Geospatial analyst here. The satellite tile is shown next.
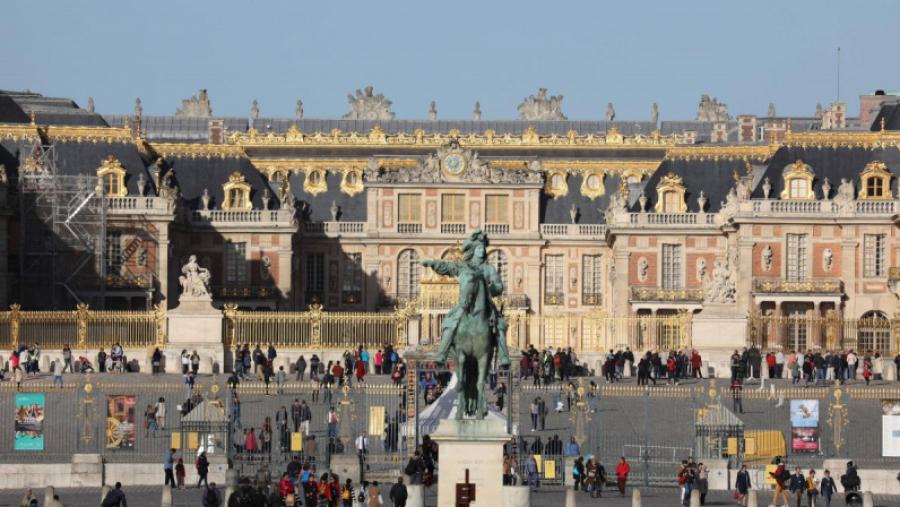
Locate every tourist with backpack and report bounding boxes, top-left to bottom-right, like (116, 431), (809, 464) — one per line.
(769, 457), (791, 507)
(101, 482), (127, 507)
(228, 477), (265, 507)
(202, 483), (222, 507)
(196, 452), (210, 488)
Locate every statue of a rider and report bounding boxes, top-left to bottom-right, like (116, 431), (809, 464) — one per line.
(422, 229), (512, 368)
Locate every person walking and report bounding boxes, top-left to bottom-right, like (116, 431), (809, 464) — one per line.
(151, 347), (162, 375)
(806, 469), (819, 507)
(163, 448), (176, 487)
(820, 470), (837, 507)
(62, 344), (73, 373)
(788, 467), (806, 507)
(175, 458), (186, 489)
(181, 349), (190, 375)
(100, 482), (127, 507)
(51, 359), (63, 388)
(196, 452), (210, 488)
(156, 397), (167, 430)
(770, 458), (791, 507)
(735, 464), (751, 506)
(202, 482), (222, 507)
(191, 350), (201, 375)
(366, 481), (381, 507)
(529, 398), (539, 431)
(326, 406), (339, 438)
(389, 477), (407, 507)
(525, 454), (539, 490)
(615, 456), (630, 496)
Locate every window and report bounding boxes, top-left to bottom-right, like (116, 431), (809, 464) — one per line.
(96, 155), (127, 197)
(398, 194), (421, 223)
(544, 254), (564, 305)
(788, 179), (809, 200)
(105, 174), (121, 196)
(582, 254), (602, 305)
(864, 234), (886, 278)
(342, 253), (363, 304)
(397, 249), (421, 300)
(487, 250), (509, 291)
(859, 161), (892, 200)
(304, 253), (325, 303)
(224, 241), (248, 285)
(866, 177), (884, 199)
(662, 192), (681, 213)
(661, 244), (682, 290)
(105, 231), (122, 274)
(223, 171), (252, 210)
(859, 311), (890, 353)
(485, 195), (508, 223)
(441, 194), (465, 223)
(228, 188), (245, 209)
(785, 234), (808, 282)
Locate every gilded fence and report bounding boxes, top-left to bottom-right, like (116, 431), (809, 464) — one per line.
(224, 303), (415, 349)
(0, 303), (164, 349)
(747, 313), (900, 353)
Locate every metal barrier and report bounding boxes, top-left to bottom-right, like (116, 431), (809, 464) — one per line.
(748, 313), (899, 353)
(0, 304), (164, 349)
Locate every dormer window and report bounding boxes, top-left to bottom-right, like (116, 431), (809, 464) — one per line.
(222, 171), (252, 210)
(304, 168), (328, 196)
(96, 155), (127, 197)
(544, 170), (568, 199)
(780, 160), (815, 200)
(858, 161), (892, 200)
(654, 172), (687, 213)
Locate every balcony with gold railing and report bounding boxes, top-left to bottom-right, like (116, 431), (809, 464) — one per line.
(752, 278), (843, 295)
(630, 287), (704, 303)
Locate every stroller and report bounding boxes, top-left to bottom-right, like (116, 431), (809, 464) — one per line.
(841, 462), (862, 506)
(77, 356), (95, 373)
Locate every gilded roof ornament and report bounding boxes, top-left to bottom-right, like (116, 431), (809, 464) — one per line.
(343, 85), (394, 121)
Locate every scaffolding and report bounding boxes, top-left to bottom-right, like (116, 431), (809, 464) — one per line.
(17, 138), (108, 310)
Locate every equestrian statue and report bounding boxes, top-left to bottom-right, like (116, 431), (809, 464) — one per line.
(422, 229), (511, 419)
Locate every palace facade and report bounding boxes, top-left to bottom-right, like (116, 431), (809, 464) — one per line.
(3, 87), (900, 364)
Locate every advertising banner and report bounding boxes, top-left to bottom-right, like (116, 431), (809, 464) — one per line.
(106, 395), (136, 449)
(882, 400), (900, 456)
(14, 393), (45, 451)
(790, 400), (819, 453)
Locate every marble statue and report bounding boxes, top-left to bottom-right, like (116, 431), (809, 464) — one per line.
(179, 255), (211, 300)
(176, 89), (212, 117)
(422, 229), (511, 419)
(136, 172), (146, 196)
(768, 103), (777, 117)
(762, 177), (772, 199)
(696, 257), (707, 282)
(262, 189), (271, 210)
(834, 178), (855, 213)
(821, 177), (832, 200)
(696, 94), (730, 122)
(86, 97), (95, 113)
(343, 85), (395, 121)
(0, 165), (7, 185)
(697, 190), (708, 212)
(428, 101), (437, 121)
(517, 88), (567, 121)
(473, 101), (482, 121)
(638, 191), (647, 212)
(296, 99), (304, 120)
(134, 98), (142, 118)
(650, 102), (659, 124)
(201, 189), (210, 210)
(704, 257), (736, 304)
(823, 248), (833, 272)
(569, 204), (578, 224)
(762, 245), (773, 272)
(330, 200), (340, 221)
(638, 258), (649, 282)
(251, 99), (259, 121)
(606, 102), (615, 122)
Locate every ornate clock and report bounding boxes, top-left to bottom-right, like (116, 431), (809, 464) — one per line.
(443, 153), (466, 176)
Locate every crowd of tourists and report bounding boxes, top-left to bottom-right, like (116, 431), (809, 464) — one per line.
(730, 347), (900, 385)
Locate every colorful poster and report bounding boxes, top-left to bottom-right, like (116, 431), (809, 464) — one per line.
(791, 427), (819, 452)
(15, 393), (45, 451)
(106, 395), (136, 449)
(790, 400), (819, 428)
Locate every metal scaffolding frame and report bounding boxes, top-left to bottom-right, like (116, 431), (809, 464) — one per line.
(17, 139), (108, 309)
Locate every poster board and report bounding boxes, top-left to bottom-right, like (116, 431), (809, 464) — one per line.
(106, 395), (136, 449)
(14, 393), (44, 451)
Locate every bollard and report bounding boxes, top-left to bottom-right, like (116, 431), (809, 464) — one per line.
(44, 485), (55, 506)
(689, 488), (700, 507)
(565, 486), (576, 507)
(161, 483), (173, 507)
(863, 491), (874, 507)
(100, 485), (110, 504)
(406, 485), (425, 507)
(746, 489), (758, 507)
(502, 485), (530, 507)
(631, 488), (642, 507)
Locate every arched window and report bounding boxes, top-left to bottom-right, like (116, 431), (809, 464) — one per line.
(397, 249), (421, 300)
(780, 160), (815, 200)
(96, 155), (127, 197)
(487, 250), (509, 291)
(222, 171), (253, 210)
(654, 173), (687, 213)
(858, 310), (890, 353)
(858, 161), (892, 200)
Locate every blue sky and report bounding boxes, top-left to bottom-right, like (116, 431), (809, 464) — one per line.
(3, 0), (898, 121)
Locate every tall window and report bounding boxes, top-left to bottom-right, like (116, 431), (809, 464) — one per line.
(304, 253), (325, 303)
(788, 179), (809, 199)
(104, 174), (122, 196)
(487, 250), (509, 291)
(397, 249), (421, 299)
(228, 188), (246, 209)
(485, 195), (509, 223)
(864, 234), (886, 278)
(224, 241), (248, 285)
(342, 253), (363, 304)
(544, 254), (564, 305)
(105, 231), (122, 274)
(582, 254), (602, 305)
(441, 194), (465, 223)
(866, 177), (885, 199)
(398, 194), (421, 223)
(661, 244), (682, 290)
(662, 192), (681, 213)
(785, 234), (808, 282)
(859, 311), (890, 352)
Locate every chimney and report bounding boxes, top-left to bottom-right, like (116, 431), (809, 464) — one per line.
(711, 122), (728, 143)
(859, 90), (887, 127)
(821, 101), (847, 129)
(682, 130), (697, 145)
(208, 119), (224, 145)
(763, 119), (787, 143)
(737, 115), (757, 143)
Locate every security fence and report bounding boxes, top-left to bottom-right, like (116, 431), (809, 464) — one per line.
(0, 304), (164, 350)
(747, 313), (900, 353)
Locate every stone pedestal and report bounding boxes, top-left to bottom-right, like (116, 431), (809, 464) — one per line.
(691, 305), (747, 376)
(167, 298), (224, 374)
(70, 453), (103, 487)
(431, 416), (508, 507)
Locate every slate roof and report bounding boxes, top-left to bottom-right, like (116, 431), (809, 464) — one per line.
(543, 172), (624, 224)
(162, 155), (274, 211)
(51, 140), (151, 195)
(253, 118), (659, 136)
(870, 102), (900, 131)
(0, 90), (108, 127)
(632, 158), (750, 213)
(103, 115), (248, 143)
(289, 172), (367, 222)
(752, 146), (900, 200)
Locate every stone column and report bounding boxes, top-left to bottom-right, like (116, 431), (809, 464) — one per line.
(276, 246), (292, 309)
(158, 224), (170, 308)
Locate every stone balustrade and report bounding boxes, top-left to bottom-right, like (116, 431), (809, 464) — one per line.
(106, 196), (174, 215)
(627, 212), (717, 226)
(302, 221), (366, 237)
(539, 223), (607, 239)
(746, 199), (899, 216)
(189, 209), (296, 227)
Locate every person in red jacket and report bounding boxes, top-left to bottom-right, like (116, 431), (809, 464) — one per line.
(279, 472), (295, 497)
(355, 359), (366, 383)
(615, 456), (630, 496)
